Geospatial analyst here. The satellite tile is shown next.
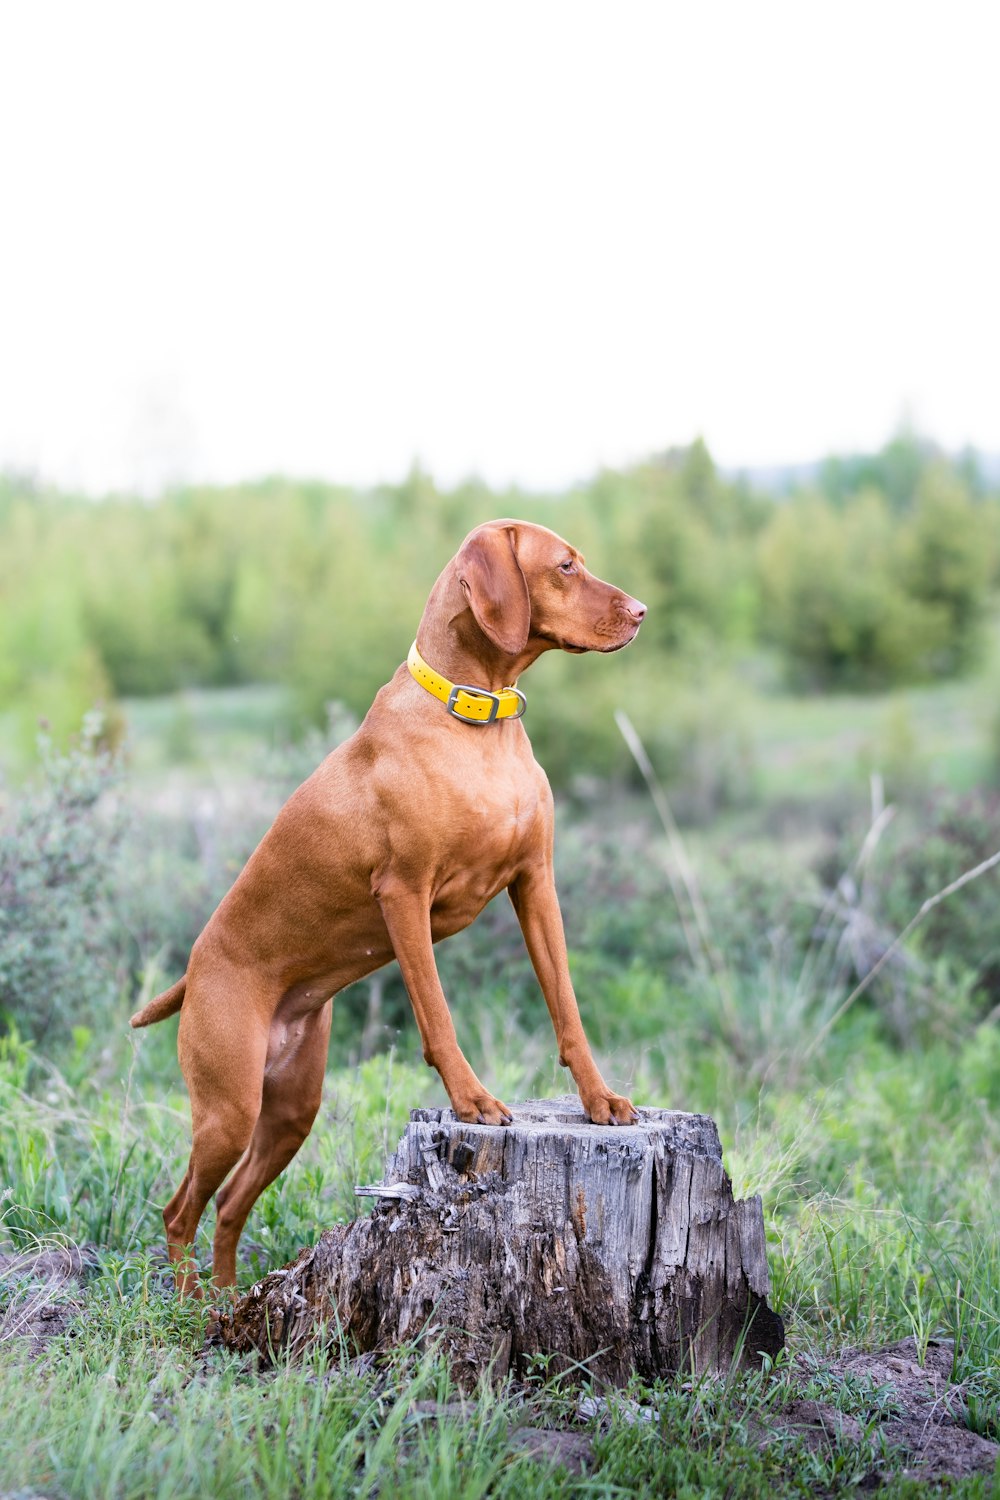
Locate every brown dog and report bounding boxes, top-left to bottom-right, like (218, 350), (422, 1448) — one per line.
(131, 519), (646, 1290)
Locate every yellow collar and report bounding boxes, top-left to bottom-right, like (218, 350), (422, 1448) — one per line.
(407, 641), (527, 725)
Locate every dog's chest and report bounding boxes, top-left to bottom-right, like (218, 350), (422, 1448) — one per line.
(425, 774), (543, 921)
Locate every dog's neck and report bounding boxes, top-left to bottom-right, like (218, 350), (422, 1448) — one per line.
(414, 576), (547, 692)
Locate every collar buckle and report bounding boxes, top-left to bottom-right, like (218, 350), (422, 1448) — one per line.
(445, 683), (527, 724)
(447, 683), (501, 725)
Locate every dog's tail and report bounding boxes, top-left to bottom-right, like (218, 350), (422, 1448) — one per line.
(130, 976), (186, 1029)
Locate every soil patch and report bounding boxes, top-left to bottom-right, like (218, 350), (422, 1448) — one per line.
(769, 1337), (998, 1483)
(0, 1243), (96, 1359)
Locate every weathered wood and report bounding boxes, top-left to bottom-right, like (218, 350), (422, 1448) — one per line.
(221, 1096), (784, 1384)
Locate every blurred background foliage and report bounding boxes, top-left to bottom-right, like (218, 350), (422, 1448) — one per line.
(2, 434), (1000, 1423)
(1, 429), (997, 780)
(1, 427), (999, 1060)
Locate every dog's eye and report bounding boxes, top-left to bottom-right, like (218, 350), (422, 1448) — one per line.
(558, 560), (577, 576)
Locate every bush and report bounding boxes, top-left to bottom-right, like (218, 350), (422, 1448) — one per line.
(0, 715), (126, 1043)
(899, 464), (994, 675)
(871, 789), (1000, 1011)
(758, 491), (944, 688)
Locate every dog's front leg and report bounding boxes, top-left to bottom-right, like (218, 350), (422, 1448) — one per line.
(376, 884), (513, 1126)
(509, 863), (638, 1126)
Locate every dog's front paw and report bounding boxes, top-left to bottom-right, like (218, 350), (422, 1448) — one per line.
(583, 1089), (639, 1127)
(457, 1093), (513, 1127)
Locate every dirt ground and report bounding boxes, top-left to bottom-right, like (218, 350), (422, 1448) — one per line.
(0, 1243), (92, 1360)
(758, 1338), (998, 1484)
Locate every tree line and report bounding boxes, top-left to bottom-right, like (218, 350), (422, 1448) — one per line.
(1, 434), (997, 777)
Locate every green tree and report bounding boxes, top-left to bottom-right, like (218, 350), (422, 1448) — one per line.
(758, 489), (947, 687)
(899, 464), (993, 674)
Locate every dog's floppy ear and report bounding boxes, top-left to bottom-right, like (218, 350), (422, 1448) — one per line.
(456, 525), (531, 655)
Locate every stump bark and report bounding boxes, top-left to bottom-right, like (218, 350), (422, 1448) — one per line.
(221, 1096), (784, 1385)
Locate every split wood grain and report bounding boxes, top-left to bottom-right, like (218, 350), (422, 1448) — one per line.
(221, 1096), (784, 1384)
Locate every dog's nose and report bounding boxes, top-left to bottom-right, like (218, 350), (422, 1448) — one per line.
(624, 597), (647, 624)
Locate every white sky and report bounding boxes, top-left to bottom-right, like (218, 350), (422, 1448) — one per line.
(1, 1), (998, 494)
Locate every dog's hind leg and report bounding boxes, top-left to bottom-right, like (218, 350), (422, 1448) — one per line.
(165, 1113), (260, 1295)
(211, 1002), (333, 1290)
(164, 995), (270, 1295)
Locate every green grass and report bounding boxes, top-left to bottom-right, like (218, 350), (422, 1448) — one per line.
(119, 684), (293, 778)
(1, 984), (998, 1496)
(748, 668), (997, 800)
(0, 685), (294, 786)
(685, 618), (997, 810)
(2, 652), (1000, 1494)
(4, 617), (995, 802)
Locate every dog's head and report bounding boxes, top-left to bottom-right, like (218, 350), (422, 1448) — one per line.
(455, 520), (646, 658)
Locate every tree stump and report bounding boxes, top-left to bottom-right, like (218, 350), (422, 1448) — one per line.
(221, 1097), (784, 1385)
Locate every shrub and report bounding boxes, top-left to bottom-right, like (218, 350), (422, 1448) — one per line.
(872, 789), (1000, 1011)
(0, 715), (126, 1044)
(899, 464), (994, 675)
(758, 491), (945, 688)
